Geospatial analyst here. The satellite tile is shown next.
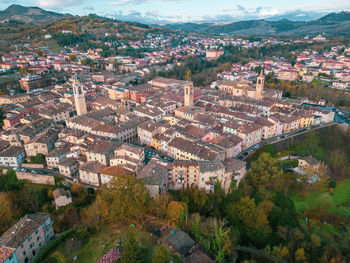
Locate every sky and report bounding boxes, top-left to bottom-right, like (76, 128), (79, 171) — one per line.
(1, 0), (350, 24)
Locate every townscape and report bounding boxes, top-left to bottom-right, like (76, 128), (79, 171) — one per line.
(0, 3), (350, 263)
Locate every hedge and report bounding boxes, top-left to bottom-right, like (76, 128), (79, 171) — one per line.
(32, 229), (76, 263)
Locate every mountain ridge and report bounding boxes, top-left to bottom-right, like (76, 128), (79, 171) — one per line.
(159, 11), (350, 36)
(0, 4), (71, 25)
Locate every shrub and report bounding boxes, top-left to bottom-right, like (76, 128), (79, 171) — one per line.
(32, 229), (76, 263)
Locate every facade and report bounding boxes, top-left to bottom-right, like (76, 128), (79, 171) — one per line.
(19, 75), (44, 91)
(206, 49), (224, 60)
(52, 188), (72, 209)
(86, 140), (116, 166)
(24, 128), (59, 157)
(277, 70), (299, 81)
(0, 146), (25, 167)
(137, 158), (169, 197)
(58, 158), (79, 179)
(0, 213), (54, 263)
(111, 143), (145, 175)
(79, 161), (106, 187)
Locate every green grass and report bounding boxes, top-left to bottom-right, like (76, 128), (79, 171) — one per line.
(25, 182), (56, 191)
(47, 40), (63, 53)
(332, 179), (350, 205)
(47, 224), (159, 263)
(291, 179), (350, 216)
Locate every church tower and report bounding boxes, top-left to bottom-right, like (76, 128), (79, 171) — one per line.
(72, 75), (87, 116)
(121, 97), (130, 111)
(184, 82), (194, 107)
(256, 70), (265, 100)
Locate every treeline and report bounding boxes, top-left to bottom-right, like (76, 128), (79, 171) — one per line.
(71, 149), (349, 262)
(0, 171), (95, 235)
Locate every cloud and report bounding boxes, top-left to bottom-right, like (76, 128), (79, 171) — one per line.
(301, 0), (350, 11)
(108, 0), (148, 5)
(36, 0), (84, 8)
(108, 0), (185, 6)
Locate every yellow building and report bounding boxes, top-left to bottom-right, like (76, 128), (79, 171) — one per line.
(174, 106), (204, 121)
(152, 134), (162, 151)
(163, 115), (178, 126)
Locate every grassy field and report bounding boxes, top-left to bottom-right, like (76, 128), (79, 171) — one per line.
(47, 224), (160, 263)
(47, 40), (64, 53)
(291, 179), (350, 216)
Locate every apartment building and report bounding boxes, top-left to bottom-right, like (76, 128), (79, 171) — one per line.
(110, 143), (145, 175)
(0, 213), (54, 263)
(0, 146), (25, 167)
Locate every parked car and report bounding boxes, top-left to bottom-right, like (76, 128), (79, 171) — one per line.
(21, 168), (28, 172)
(31, 169), (38, 174)
(37, 171), (47, 175)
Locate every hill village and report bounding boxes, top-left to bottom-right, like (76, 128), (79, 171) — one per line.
(0, 33), (349, 263)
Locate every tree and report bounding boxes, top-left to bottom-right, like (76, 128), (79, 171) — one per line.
(167, 201), (187, 225)
(30, 153), (46, 164)
(185, 70), (192, 81)
(69, 54), (77, 61)
(295, 248), (306, 263)
(0, 170), (25, 192)
(152, 245), (170, 263)
(82, 195), (108, 230)
(71, 183), (84, 195)
(100, 175), (149, 222)
(119, 233), (144, 263)
(245, 153), (289, 198)
(0, 193), (15, 233)
(227, 197), (271, 247)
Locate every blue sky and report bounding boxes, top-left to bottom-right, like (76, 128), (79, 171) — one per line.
(2, 0), (350, 23)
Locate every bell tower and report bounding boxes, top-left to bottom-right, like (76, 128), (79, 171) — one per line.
(73, 75), (87, 116)
(256, 70), (264, 100)
(184, 82), (194, 107)
(121, 97), (130, 111)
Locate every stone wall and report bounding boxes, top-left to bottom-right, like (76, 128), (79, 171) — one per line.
(16, 172), (55, 185)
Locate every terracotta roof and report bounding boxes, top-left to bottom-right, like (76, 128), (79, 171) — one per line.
(0, 213), (50, 249)
(0, 246), (15, 263)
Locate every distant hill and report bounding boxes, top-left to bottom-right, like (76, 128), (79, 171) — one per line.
(163, 11), (350, 37)
(0, 4), (70, 25)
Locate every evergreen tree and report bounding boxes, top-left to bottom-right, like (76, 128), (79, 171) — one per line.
(120, 233), (144, 263)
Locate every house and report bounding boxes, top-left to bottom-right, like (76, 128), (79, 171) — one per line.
(99, 166), (132, 185)
(111, 143), (145, 175)
(137, 121), (166, 146)
(0, 146), (25, 167)
(52, 188), (72, 209)
(0, 213), (54, 263)
(206, 49), (224, 60)
(167, 230), (196, 257)
(86, 140), (116, 166)
(137, 158), (169, 197)
(45, 147), (69, 169)
(24, 128), (59, 157)
(79, 161), (106, 187)
(223, 159), (247, 187)
(58, 158), (79, 179)
(298, 156), (320, 170)
(277, 69), (298, 81)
